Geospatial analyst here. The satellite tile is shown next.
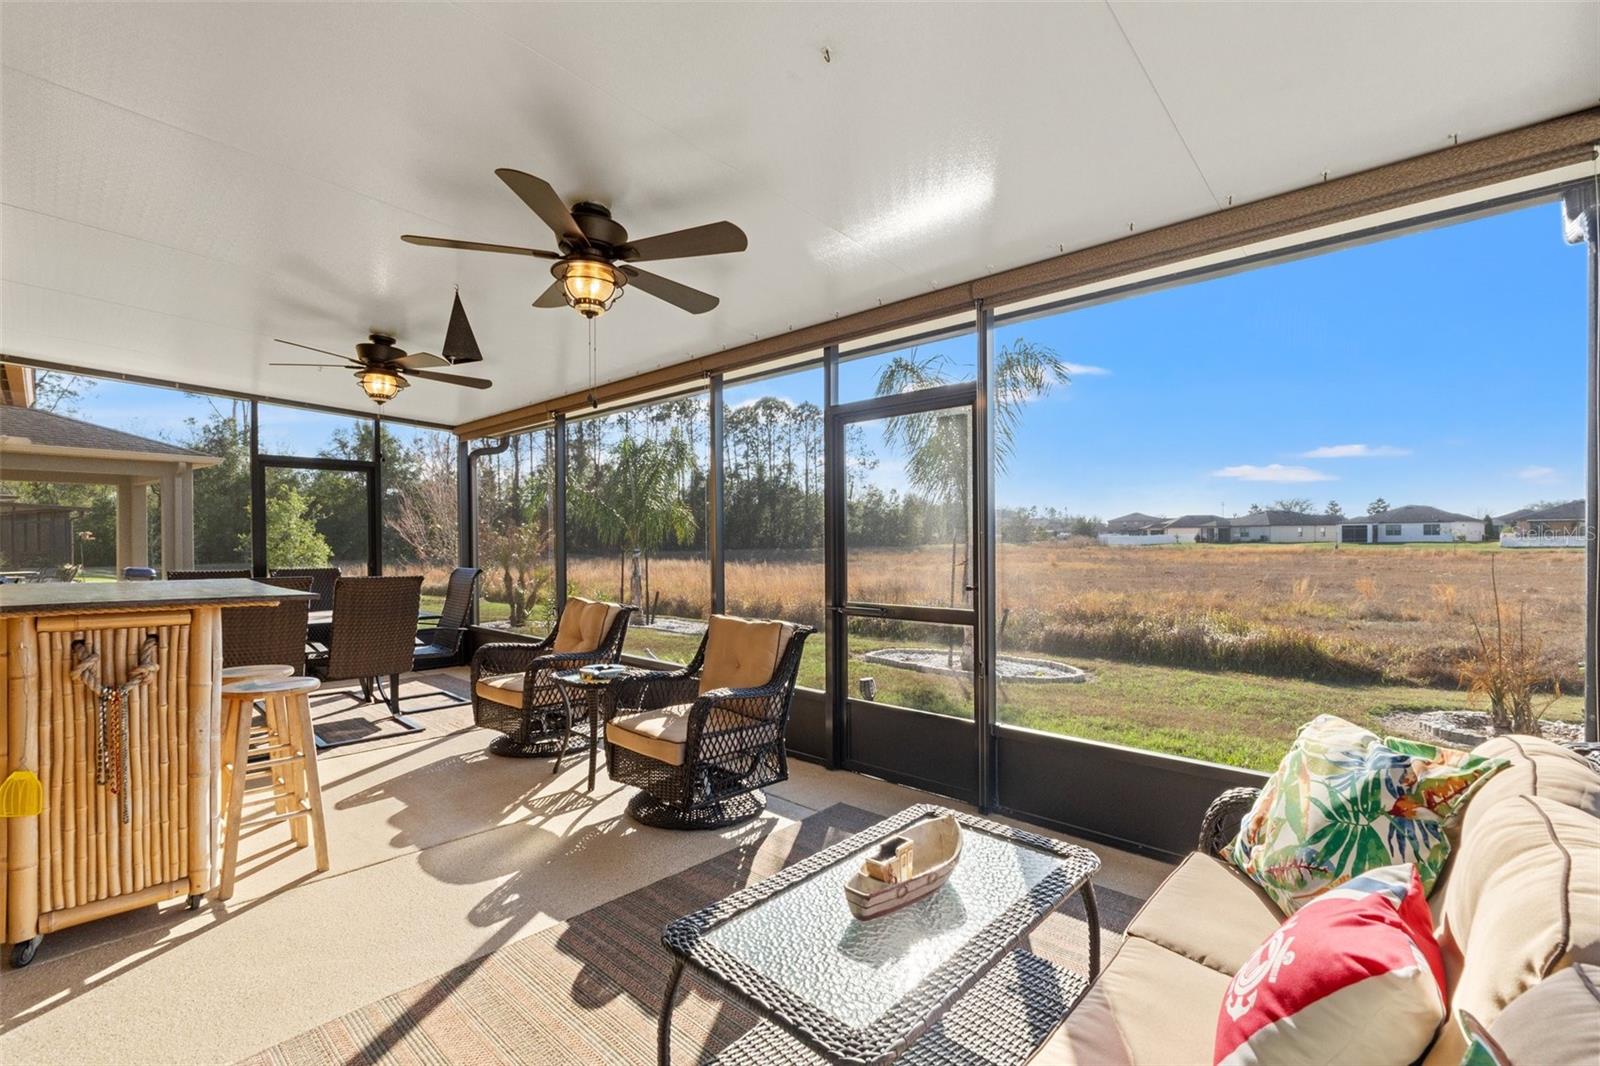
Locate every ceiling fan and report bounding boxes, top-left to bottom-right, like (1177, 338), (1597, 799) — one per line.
(401, 168), (747, 318)
(270, 333), (492, 406)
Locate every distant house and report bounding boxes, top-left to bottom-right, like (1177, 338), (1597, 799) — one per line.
(1341, 505), (1485, 544)
(1216, 510), (1342, 544)
(1496, 499), (1585, 537)
(1162, 514), (1226, 543)
(1105, 512), (1167, 535)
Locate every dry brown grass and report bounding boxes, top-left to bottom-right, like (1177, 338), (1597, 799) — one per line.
(476, 541), (1587, 691)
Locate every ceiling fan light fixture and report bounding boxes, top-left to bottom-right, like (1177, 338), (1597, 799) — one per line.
(554, 258), (625, 318)
(357, 367), (406, 405)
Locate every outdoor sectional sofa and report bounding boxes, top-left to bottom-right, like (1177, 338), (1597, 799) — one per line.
(1034, 735), (1600, 1064)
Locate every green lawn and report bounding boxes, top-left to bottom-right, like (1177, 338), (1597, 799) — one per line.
(579, 619), (1582, 772)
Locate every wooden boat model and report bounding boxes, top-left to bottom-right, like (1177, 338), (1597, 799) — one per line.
(843, 812), (963, 920)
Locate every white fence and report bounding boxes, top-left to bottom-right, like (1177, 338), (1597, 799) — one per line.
(1097, 533), (1179, 546)
(1499, 534), (1588, 549)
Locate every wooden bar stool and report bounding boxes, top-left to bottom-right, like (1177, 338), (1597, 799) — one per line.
(217, 675), (330, 900)
(220, 664), (298, 770)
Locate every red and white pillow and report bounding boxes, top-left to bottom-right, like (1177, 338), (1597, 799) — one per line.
(1215, 864), (1446, 1066)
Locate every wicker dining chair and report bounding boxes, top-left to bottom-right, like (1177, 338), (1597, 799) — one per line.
(220, 575), (313, 672)
(305, 575), (425, 747)
(167, 568), (251, 580)
(270, 566), (341, 611)
(414, 567), (481, 670)
(472, 597), (636, 757)
(605, 615), (814, 829)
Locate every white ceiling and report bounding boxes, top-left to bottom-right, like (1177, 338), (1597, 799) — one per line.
(2, 2), (1596, 427)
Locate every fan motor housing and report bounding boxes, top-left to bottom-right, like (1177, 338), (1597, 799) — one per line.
(571, 202), (629, 250)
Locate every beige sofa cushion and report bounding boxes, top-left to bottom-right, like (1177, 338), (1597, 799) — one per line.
(1485, 964), (1600, 1066)
(475, 674), (524, 707)
(698, 615), (794, 695)
(606, 704), (691, 766)
(1124, 853), (1281, 975)
(1034, 936), (1228, 1065)
(1424, 795), (1600, 1066)
(551, 597), (621, 653)
(1464, 735), (1600, 825)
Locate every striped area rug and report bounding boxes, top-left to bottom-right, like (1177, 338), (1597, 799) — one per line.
(238, 804), (1138, 1065)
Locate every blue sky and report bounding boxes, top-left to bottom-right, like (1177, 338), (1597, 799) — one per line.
(45, 199), (1589, 520)
(992, 200), (1589, 519)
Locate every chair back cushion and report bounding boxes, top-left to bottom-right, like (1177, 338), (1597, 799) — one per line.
(698, 615), (794, 695)
(551, 597), (621, 653)
(1422, 794), (1600, 1065)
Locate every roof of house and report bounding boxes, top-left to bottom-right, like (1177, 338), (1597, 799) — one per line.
(1346, 504), (1480, 524)
(0, 404), (215, 461)
(1164, 514), (1226, 528)
(1106, 512), (1166, 531)
(1498, 499), (1585, 523)
(1229, 509), (1341, 526)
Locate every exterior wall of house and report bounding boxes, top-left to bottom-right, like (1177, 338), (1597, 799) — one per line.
(1264, 524), (1339, 544)
(1098, 533), (1179, 546)
(1165, 526), (1204, 543)
(1371, 520), (1485, 543)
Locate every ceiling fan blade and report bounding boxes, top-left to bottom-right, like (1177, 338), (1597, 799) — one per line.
(495, 168), (586, 247)
(532, 280), (567, 308)
(401, 234), (559, 259)
(405, 368), (494, 390)
(619, 265), (719, 314)
(393, 351), (449, 369)
(274, 338), (358, 362)
(269, 362), (352, 368)
(622, 220), (747, 262)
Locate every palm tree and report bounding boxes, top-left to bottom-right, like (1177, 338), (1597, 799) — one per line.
(876, 339), (1069, 663)
(574, 432), (697, 612)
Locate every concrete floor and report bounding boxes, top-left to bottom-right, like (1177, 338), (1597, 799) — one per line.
(0, 669), (1171, 1065)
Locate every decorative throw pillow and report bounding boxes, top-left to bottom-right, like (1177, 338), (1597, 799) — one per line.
(1214, 864), (1447, 1066)
(1229, 715), (1505, 914)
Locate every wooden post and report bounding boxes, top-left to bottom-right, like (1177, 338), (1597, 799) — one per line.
(187, 607), (220, 896)
(7, 618), (39, 947)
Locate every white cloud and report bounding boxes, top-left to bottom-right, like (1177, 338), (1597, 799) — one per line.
(1517, 465), (1558, 483)
(1299, 443), (1410, 458)
(1062, 362), (1110, 377)
(1212, 464), (1336, 483)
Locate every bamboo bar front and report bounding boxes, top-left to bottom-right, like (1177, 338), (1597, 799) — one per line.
(0, 580), (296, 955)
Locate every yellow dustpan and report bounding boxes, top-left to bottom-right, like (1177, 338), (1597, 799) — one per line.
(1, 645), (44, 817)
(0, 765), (43, 818)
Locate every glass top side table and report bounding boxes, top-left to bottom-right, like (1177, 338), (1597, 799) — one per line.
(551, 666), (649, 791)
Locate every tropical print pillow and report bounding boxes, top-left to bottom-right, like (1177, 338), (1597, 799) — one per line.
(1228, 715), (1506, 915)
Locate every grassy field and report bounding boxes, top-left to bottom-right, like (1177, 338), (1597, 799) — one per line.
(463, 540), (1590, 770)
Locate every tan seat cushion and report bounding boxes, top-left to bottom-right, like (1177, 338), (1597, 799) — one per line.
(1424, 795), (1600, 1065)
(698, 615), (794, 696)
(1124, 853), (1282, 975)
(551, 597), (621, 653)
(1485, 964), (1600, 1066)
(475, 674), (524, 707)
(1033, 936), (1229, 1065)
(607, 704), (691, 766)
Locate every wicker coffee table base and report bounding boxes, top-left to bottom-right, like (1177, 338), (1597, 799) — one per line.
(628, 789), (766, 830)
(706, 948), (1088, 1066)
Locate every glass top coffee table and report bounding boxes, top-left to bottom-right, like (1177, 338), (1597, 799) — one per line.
(658, 804), (1102, 1065)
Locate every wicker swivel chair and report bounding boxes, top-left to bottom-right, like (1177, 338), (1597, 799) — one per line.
(606, 615), (813, 830)
(306, 575), (424, 747)
(472, 597), (636, 758)
(413, 567), (480, 670)
(220, 575), (313, 672)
